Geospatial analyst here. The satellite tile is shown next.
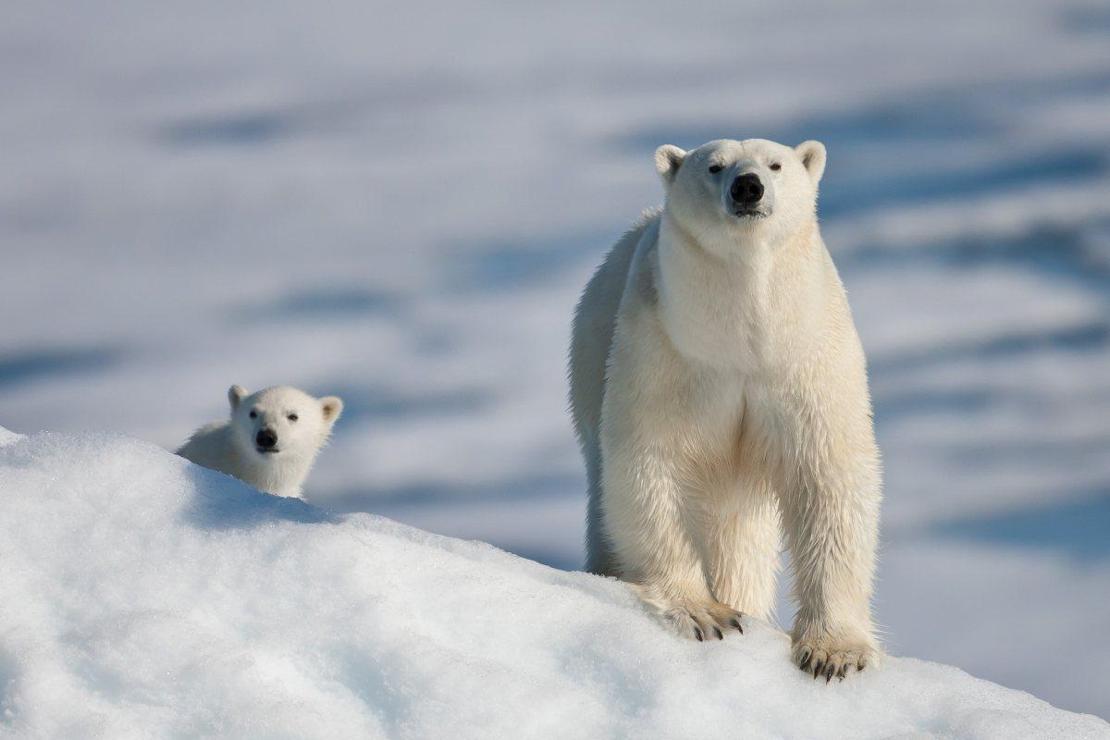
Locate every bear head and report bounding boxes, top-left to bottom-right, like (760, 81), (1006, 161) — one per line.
(655, 138), (826, 257)
(227, 385), (343, 461)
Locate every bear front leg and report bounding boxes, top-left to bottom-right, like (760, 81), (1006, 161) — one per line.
(780, 425), (882, 679)
(705, 485), (781, 622)
(600, 442), (745, 642)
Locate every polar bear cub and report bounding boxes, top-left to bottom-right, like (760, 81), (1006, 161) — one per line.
(569, 138), (881, 679)
(177, 385), (343, 499)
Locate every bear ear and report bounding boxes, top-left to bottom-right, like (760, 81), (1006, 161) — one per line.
(320, 396), (344, 425)
(654, 145), (687, 187)
(795, 140), (827, 184)
(228, 385), (248, 410)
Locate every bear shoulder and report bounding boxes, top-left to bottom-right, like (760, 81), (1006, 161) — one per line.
(176, 421), (234, 468)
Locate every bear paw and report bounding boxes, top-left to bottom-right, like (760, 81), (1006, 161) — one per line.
(662, 600), (745, 642)
(631, 584), (745, 641)
(792, 638), (877, 682)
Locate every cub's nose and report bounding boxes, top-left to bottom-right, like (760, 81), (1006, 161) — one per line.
(256, 429), (277, 449)
(730, 173), (764, 204)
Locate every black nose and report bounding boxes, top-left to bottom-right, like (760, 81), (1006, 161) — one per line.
(730, 173), (764, 204)
(256, 429), (277, 449)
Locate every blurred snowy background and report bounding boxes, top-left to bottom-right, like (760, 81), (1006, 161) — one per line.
(2, 0), (1108, 719)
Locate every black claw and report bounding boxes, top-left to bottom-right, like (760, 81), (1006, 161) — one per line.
(837, 664), (849, 680)
(857, 662), (866, 673)
(824, 663), (836, 683)
(694, 627), (704, 642)
(712, 626), (723, 640)
(812, 660), (824, 679)
(798, 649), (812, 671)
(731, 618), (743, 634)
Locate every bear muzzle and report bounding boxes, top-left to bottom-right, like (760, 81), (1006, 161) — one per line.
(729, 173), (770, 218)
(255, 428), (279, 453)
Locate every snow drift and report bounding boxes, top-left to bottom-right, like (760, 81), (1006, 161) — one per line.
(0, 427), (1105, 739)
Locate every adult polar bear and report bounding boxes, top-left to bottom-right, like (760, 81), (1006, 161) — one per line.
(569, 138), (880, 679)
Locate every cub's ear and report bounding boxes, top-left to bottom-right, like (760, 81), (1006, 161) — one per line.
(654, 145), (687, 188)
(228, 385), (248, 410)
(320, 396), (344, 425)
(795, 140), (827, 184)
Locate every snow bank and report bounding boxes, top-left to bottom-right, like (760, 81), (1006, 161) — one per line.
(0, 427), (1105, 739)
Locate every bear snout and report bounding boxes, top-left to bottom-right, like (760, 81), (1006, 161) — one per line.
(255, 428), (278, 452)
(729, 173), (764, 206)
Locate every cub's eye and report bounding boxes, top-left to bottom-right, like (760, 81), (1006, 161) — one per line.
(770, 162), (782, 171)
(708, 164), (723, 174)
(287, 413), (298, 422)
(249, 411), (257, 419)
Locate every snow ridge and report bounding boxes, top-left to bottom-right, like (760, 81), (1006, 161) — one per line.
(0, 426), (1105, 739)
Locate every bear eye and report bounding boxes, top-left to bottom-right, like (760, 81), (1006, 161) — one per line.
(708, 164), (723, 174)
(249, 410), (257, 419)
(287, 413), (298, 422)
(770, 162), (782, 171)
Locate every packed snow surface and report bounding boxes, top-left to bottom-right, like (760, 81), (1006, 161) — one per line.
(0, 427), (1105, 739)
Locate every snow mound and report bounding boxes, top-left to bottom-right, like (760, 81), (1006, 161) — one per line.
(0, 427), (1105, 739)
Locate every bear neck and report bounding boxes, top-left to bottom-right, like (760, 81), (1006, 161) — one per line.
(232, 437), (317, 498)
(656, 210), (825, 372)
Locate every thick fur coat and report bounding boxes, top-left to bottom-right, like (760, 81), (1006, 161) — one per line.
(569, 139), (881, 678)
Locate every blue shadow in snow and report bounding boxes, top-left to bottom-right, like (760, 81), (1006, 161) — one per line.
(849, 221), (1110, 381)
(320, 471), (581, 512)
(944, 436), (1110, 469)
(446, 229), (610, 293)
(182, 465), (339, 531)
(615, 69), (1110, 155)
(818, 146), (1107, 220)
(840, 222), (1110, 295)
(1060, 6), (1110, 34)
(869, 320), (1110, 376)
(321, 382), (492, 428)
(230, 287), (405, 324)
(933, 489), (1110, 561)
(160, 111), (290, 147)
(614, 101), (998, 154)
(612, 70), (1110, 221)
(873, 387), (998, 422)
(0, 347), (122, 390)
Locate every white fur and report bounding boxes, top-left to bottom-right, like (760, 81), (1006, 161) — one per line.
(177, 385), (343, 500)
(570, 138), (881, 678)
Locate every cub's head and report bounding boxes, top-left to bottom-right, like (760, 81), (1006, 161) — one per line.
(655, 138), (826, 254)
(227, 385), (343, 461)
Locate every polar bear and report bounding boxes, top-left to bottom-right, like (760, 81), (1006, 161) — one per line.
(569, 138), (881, 679)
(177, 385), (343, 499)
